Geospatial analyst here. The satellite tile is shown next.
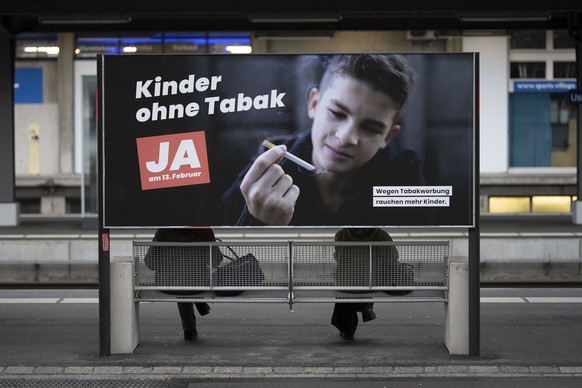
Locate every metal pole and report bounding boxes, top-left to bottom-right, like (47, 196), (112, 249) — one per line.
(288, 241), (294, 310)
(98, 228), (110, 356)
(97, 56), (111, 356)
(0, 25), (19, 226)
(369, 244), (373, 289)
(573, 16), (582, 201)
(568, 13), (582, 223)
(469, 52), (481, 356)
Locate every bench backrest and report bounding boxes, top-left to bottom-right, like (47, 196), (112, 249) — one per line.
(133, 240), (449, 293)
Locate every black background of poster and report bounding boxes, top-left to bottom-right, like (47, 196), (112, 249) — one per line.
(101, 53), (475, 228)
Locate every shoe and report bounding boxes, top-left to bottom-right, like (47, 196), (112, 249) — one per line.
(362, 306), (377, 322)
(196, 303), (211, 316)
(339, 331), (355, 340)
(184, 329), (198, 341)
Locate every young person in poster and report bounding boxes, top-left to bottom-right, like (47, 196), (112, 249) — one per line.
(222, 54), (431, 226)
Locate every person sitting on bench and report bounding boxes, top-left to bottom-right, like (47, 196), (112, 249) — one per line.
(144, 228), (222, 341)
(332, 227), (398, 340)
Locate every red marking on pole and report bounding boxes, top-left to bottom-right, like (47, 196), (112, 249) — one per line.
(102, 233), (109, 252)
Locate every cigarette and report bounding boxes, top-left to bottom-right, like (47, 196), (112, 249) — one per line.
(263, 140), (316, 173)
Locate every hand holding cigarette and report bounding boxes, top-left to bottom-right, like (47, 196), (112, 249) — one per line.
(239, 142), (300, 226)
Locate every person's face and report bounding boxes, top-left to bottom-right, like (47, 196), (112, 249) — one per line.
(308, 75), (401, 174)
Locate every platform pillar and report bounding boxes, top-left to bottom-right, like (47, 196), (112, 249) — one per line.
(110, 256), (139, 354)
(445, 256), (470, 355)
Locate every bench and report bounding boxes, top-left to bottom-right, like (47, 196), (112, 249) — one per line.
(110, 240), (469, 355)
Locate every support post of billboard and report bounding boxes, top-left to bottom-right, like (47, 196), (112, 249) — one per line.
(97, 55), (112, 356)
(0, 26), (19, 226)
(468, 54), (481, 356)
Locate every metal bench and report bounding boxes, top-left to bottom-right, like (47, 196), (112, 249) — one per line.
(110, 240), (469, 355)
(133, 240), (449, 304)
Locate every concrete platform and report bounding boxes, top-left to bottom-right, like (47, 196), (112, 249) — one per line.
(0, 288), (581, 387)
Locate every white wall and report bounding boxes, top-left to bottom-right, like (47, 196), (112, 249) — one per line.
(463, 36), (509, 173)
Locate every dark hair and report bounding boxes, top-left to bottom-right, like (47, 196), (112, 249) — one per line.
(319, 54), (416, 121)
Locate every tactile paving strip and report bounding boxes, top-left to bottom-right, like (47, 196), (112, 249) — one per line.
(0, 380), (171, 388)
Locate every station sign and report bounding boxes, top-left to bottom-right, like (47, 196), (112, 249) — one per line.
(567, 89), (582, 104)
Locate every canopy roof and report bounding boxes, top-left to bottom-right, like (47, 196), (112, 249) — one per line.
(1, 0), (582, 34)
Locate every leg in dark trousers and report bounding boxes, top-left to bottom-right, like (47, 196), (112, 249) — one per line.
(331, 303), (361, 340)
(177, 302), (197, 340)
(331, 302), (376, 340)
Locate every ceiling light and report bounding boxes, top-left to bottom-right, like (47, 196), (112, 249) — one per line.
(458, 14), (550, 23)
(24, 46), (60, 55)
(39, 16), (132, 25)
(225, 45), (252, 54)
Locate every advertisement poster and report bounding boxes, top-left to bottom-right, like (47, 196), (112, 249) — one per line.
(100, 53), (476, 228)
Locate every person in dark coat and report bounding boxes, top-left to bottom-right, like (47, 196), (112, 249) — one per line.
(144, 228), (222, 340)
(331, 227), (399, 340)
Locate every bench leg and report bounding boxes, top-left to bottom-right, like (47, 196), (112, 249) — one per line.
(110, 257), (140, 354)
(445, 256), (469, 355)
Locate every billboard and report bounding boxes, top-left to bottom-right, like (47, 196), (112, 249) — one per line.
(99, 53), (477, 228)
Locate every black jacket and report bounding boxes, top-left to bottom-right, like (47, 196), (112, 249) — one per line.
(144, 228), (222, 290)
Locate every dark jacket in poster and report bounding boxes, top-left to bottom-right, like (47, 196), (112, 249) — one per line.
(222, 131), (432, 226)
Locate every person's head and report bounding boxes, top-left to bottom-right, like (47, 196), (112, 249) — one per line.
(308, 54), (415, 174)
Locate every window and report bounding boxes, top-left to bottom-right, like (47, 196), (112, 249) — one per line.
(509, 30), (577, 169)
(550, 94), (574, 150)
(553, 61), (577, 78)
(509, 93), (576, 167)
(488, 196), (574, 213)
(553, 30), (576, 49)
(489, 197), (530, 213)
(531, 196), (572, 213)
(510, 62), (546, 79)
(510, 30), (546, 49)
